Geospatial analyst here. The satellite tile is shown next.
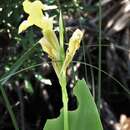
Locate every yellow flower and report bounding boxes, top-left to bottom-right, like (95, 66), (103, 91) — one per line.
(68, 29), (84, 55)
(39, 33), (61, 78)
(39, 37), (57, 60)
(18, 0), (57, 33)
(61, 29), (84, 73)
(18, 0), (84, 78)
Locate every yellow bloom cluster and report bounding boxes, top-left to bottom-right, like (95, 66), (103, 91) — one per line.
(18, 0), (84, 77)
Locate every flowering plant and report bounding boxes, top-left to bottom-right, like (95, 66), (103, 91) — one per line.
(19, 0), (83, 130)
(19, 1), (103, 130)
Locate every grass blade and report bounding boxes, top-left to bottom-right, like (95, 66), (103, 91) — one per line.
(0, 41), (38, 130)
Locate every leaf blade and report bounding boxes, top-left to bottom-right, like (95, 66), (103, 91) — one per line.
(44, 79), (103, 130)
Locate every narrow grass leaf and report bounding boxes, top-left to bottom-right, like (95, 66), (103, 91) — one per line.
(59, 10), (64, 49)
(0, 42), (38, 130)
(0, 42), (38, 85)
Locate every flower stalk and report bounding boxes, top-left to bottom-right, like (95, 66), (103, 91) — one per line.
(59, 71), (68, 130)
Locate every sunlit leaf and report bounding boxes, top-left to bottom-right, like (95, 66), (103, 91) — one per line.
(44, 79), (103, 130)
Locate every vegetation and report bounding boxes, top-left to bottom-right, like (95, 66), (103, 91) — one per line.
(0, 0), (130, 130)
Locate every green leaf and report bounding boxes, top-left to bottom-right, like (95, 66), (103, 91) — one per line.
(0, 42), (38, 130)
(59, 10), (64, 49)
(59, 11), (65, 62)
(44, 79), (103, 130)
(0, 42), (38, 86)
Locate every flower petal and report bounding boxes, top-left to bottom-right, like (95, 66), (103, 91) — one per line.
(23, 0), (43, 14)
(42, 4), (57, 10)
(22, 0), (56, 31)
(61, 29), (84, 72)
(68, 29), (84, 53)
(39, 37), (57, 59)
(18, 20), (33, 34)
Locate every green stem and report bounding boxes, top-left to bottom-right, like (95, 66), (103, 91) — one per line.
(97, 0), (102, 112)
(62, 90), (69, 130)
(0, 87), (19, 130)
(59, 73), (69, 130)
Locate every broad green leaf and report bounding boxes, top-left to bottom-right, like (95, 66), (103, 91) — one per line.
(44, 79), (103, 130)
